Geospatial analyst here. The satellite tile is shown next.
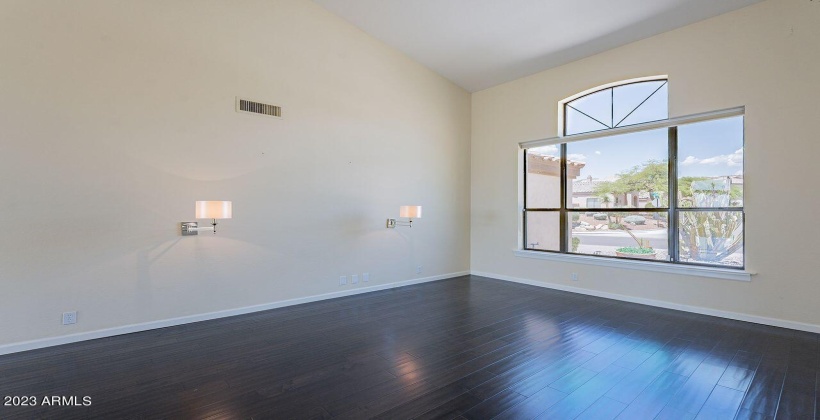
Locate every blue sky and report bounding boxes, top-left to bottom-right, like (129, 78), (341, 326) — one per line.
(677, 116), (744, 178)
(531, 90), (744, 180)
(566, 81), (669, 133)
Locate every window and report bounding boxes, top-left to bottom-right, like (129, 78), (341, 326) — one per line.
(524, 78), (745, 268)
(564, 79), (668, 135)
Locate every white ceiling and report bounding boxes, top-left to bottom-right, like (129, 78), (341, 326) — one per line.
(313, 0), (763, 92)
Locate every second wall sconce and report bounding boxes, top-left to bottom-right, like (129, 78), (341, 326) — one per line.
(181, 201), (232, 235)
(387, 205), (422, 228)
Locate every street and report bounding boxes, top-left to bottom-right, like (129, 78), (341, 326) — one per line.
(573, 228), (667, 249)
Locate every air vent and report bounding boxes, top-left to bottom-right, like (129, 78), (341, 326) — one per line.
(236, 97), (282, 118)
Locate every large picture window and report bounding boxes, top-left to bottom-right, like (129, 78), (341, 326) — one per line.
(524, 79), (745, 268)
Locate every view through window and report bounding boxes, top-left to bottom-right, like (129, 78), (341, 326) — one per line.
(524, 79), (744, 268)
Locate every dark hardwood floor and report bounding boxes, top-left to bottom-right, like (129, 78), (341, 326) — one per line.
(1, 275), (817, 419)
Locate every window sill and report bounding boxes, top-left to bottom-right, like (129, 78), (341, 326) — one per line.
(512, 249), (754, 282)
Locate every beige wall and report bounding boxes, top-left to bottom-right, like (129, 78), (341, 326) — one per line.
(472, 0), (820, 327)
(0, 0), (471, 346)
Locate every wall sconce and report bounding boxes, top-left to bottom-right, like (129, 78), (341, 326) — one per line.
(386, 205), (422, 228)
(181, 201), (232, 235)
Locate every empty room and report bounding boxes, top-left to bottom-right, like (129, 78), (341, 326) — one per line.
(1, 0), (818, 418)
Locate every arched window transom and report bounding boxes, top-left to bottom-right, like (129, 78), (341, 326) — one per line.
(564, 79), (668, 136)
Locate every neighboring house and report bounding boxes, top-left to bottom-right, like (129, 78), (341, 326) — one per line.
(572, 176), (606, 208)
(524, 153), (584, 250)
(525, 153), (585, 207)
(527, 156), (653, 211)
(571, 175), (652, 209)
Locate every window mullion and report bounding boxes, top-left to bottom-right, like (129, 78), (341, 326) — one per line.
(559, 143), (568, 253)
(522, 149), (528, 250)
(668, 126), (679, 262)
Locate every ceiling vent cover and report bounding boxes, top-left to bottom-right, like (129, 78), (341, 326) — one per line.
(236, 97), (282, 118)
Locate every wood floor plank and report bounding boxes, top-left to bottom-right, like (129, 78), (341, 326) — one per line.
(695, 385), (746, 419)
(658, 352), (732, 417)
(493, 386), (566, 420)
(575, 396), (627, 420)
(737, 358), (788, 418)
(549, 367), (599, 393)
(534, 363), (632, 419)
(614, 369), (690, 418)
(718, 364), (758, 392)
(735, 407), (774, 420)
(604, 337), (692, 404)
(460, 387), (526, 420)
(413, 391), (482, 420)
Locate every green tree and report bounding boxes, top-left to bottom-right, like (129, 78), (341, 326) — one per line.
(619, 160), (668, 192)
(594, 160), (669, 207)
(593, 160), (668, 251)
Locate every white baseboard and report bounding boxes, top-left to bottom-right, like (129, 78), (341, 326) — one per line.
(471, 270), (820, 334)
(0, 271), (469, 356)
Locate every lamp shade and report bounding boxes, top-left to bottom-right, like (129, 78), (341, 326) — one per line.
(196, 201), (232, 219)
(399, 205), (422, 219)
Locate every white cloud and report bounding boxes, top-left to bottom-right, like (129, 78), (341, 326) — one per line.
(729, 148), (743, 166)
(567, 153), (587, 162)
(735, 169), (744, 175)
(681, 156), (699, 165)
(530, 145), (558, 156)
(699, 148), (743, 166)
(681, 149), (743, 167)
(595, 151), (601, 155)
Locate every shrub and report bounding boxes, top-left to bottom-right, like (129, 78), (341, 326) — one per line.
(571, 237), (580, 252)
(608, 223), (624, 230)
(593, 213), (608, 220)
(571, 213), (580, 222)
(623, 215), (646, 225)
(616, 247), (655, 254)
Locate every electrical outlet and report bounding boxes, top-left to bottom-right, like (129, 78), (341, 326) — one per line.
(62, 311), (77, 325)
(363, 272), (369, 282)
(339, 275), (347, 286)
(416, 265), (422, 274)
(570, 273), (579, 281)
(351, 274), (359, 284)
